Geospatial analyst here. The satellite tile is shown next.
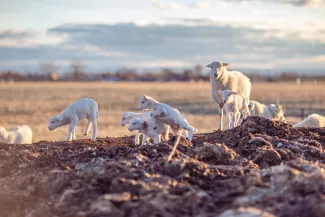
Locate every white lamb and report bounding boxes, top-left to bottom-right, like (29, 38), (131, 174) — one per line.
(217, 90), (249, 129)
(150, 103), (196, 141)
(128, 117), (168, 145)
(138, 95), (189, 137)
(121, 111), (169, 145)
(248, 100), (286, 123)
(294, 114), (325, 128)
(206, 61), (251, 130)
(48, 98), (99, 141)
(0, 125), (32, 144)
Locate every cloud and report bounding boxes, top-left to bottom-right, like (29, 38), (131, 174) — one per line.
(0, 21), (324, 72)
(145, 0), (185, 9)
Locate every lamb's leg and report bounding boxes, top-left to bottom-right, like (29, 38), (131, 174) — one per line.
(72, 129), (76, 140)
(141, 135), (147, 146)
(162, 126), (169, 141)
(90, 116), (97, 141)
(219, 104), (224, 130)
(226, 113), (232, 129)
(67, 120), (77, 141)
(235, 112), (241, 127)
(84, 119), (92, 136)
(134, 131), (141, 145)
(153, 134), (161, 145)
(231, 113), (236, 129)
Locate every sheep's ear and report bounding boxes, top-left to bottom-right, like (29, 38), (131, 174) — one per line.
(206, 63), (213, 68)
(217, 90), (223, 95)
(54, 116), (63, 122)
(222, 62), (230, 67)
(143, 95), (148, 100)
(124, 113), (130, 118)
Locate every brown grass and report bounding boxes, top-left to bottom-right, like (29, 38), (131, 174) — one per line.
(0, 81), (324, 142)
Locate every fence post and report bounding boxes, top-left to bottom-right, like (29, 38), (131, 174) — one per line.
(301, 108), (305, 120)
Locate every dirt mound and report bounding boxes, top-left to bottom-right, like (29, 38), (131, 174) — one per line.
(1, 116), (325, 217)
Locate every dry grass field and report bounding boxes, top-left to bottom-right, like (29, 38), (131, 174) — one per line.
(0, 81), (325, 142)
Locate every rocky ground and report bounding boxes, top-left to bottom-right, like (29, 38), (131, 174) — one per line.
(1, 116), (325, 217)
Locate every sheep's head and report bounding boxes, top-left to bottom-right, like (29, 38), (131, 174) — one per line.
(128, 118), (145, 131)
(0, 126), (8, 141)
(270, 104), (286, 123)
(150, 104), (168, 118)
(139, 95), (152, 111)
(217, 90), (237, 104)
(206, 61), (229, 79)
(48, 116), (64, 131)
(121, 112), (132, 127)
(248, 102), (255, 112)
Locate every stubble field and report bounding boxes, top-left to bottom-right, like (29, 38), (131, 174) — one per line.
(0, 81), (325, 142)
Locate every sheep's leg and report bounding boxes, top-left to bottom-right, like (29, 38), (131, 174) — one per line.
(67, 120), (77, 141)
(162, 126), (169, 141)
(72, 129), (76, 140)
(226, 113), (232, 129)
(235, 112), (241, 127)
(134, 131), (141, 145)
(84, 119), (92, 136)
(231, 113), (236, 129)
(219, 104), (224, 130)
(153, 134), (161, 145)
(141, 135), (147, 146)
(90, 117), (97, 141)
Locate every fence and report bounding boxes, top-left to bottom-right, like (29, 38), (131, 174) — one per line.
(284, 107), (325, 120)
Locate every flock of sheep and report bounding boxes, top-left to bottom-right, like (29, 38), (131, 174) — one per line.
(0, 61), (324, 145)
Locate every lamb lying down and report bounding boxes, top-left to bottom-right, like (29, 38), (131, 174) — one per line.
(150, 103), (196, 142)
(128, 117), (169, 145)
(0, 125), (32, 144)
(121, 111), (169, 145)
(48, 98), (99, 141)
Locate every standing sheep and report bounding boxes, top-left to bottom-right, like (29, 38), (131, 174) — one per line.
(128, 117), (168, 145)
(248, 100), (286, 123)
(0, 125), (32, 144)
(217, 90), (249, 129)
(294, 114), (325, 128)
(121, 111), (170, 145)
(206, 61), (251, 130)
(48, 98), (99, 141)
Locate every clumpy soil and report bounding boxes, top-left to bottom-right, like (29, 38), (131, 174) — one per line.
(1, 116), (325, 217)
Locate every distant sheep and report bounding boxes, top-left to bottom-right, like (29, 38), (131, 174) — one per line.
(217, 90), (249, 129)
(121, 111), (169, 145)
(150, 103), (196, 142)
(206, 61), (251, 130)
(48, 98), (99, 141)
(248, 100), (286, 123)
(294, 114), (325, 128)
(0, 125), (32, 144)
(128, 117), (168, 145)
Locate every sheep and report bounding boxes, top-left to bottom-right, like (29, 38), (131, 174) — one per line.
(294, 114), (325, 128)
(128, 117), (168, 145)
(150, 103), (196, 142)
(48, 98), (99, 141)
(121, 111), (170, 145)
(0, 125), (32, 144)
(248, 100), (286, 123)
(206, 61), (251, 130)
(217, 90), (249, 129)
(138, 95), (188, 135)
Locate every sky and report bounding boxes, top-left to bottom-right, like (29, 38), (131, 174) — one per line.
(0, 0), (325, 73)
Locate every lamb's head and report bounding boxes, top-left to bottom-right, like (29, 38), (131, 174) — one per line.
(269, 104), (286, 123)
(0, 126), (8, 141)
(121, 112), (132, 127)
(248, 102), (255, 111)
(206, 61), (229, 79)
(48, 116), (65, 131)
(217, 90), (237, 104)
(150, 104), (168, 118)
(139, 95), (152, 111)
(128, 118), (146, 131)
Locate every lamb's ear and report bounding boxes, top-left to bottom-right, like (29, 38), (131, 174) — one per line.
(222, 62), (230, 67)
(54, 116), (63, 122)
(217, 90), (223, 95)
(206, 63), (213, 68)
(124, 113), (130, 118)
(143, 95), (148, 100)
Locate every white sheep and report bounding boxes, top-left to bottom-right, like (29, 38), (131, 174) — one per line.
(217, 90), (248, 129)
(248, 100), (286, 123)
(0, 125), (32, 144)
(294, 114), (325, 128)
(206, 61), (251, 130)
(138, 95), (189, 137)
(128, 117), (168, 145)
(48, 98), (99, 141)
(150, 103), (196, 142)
(121, 111), (170, 145)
